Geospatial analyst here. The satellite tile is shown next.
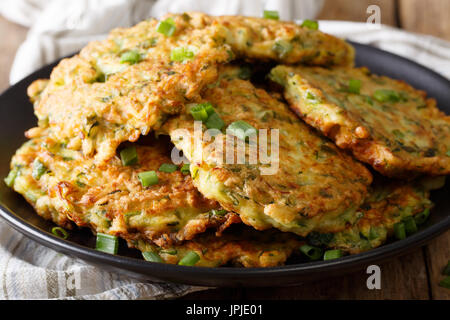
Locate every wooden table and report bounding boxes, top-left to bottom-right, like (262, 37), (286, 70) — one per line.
(0, 0), (448, 300)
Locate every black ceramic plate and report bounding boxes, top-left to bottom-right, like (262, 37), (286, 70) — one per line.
(0, 42), (449, 287)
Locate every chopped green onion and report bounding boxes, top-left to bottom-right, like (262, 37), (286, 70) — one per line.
(170, 47), (195, 62)
(190, 103), (214, 121)
(300, 244), (323, 261)
(446, 150), (450, 157)
(138, 171), (159, 187)
(414, 208), (430, 225)
(348, 79), (362, 94)
(273, 40), (293, 58)
(301, 19), (319, 30)
(51, 227), (69, 240)
(142, 251), (163, 263)
(32, 159), (46, 180)
(263, 10), (279, 20)
(180, 163), (190, 175)
(210, 209), (227, 217)
(323, 249), (342, 260)
(394, 222), (406, 240)
(96, 233), (118, 254)
(403, 216), (418, 234)
(190, 105), (208, 121)
(205, 112), (225, 130)
(439, 276), (450, 289)
(191, 166), (199, 179)
(4, 168), (18, 187)
(178, 251), (200, 266)
(159, 163), (178, 173)
(443, 261), (450, 276)
(120, 50), (142, 64)
(227, 120), (257, 141)
(156, 18), (176, 36)
(120, 146), (138, 166)
(373, 89), (401, 103)
(160, 249), (177, 255)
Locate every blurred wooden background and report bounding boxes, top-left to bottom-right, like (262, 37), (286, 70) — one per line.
(0, 0), (448, 300)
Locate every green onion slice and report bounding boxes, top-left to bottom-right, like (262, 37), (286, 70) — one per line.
(159, 163), (178, 173)
(32, 159), (47, 180)
(120, 146), (138, 166)
(263, 10), (279, 20)
(142, 251), (163, 263)
(190, 103), (214, 121)
(156, 18), (176, 36)
(160, 249), (177, 255)
(373, 89), (401, 103)
(210, 209), (227, 217)
(178, 251), (200, 266)
(52, 227), (69, 240)
(4, 168), (18, 187)
(300, 244), (323, 261)
(394, 222), (406, 240)
(301, 19), (319, 30)
(120, 50), (142, 64)
(348, 79), (362, 94)
(227, 120), (257, 141)
(205, 112), (225, 130)
(96, 233), (118, 254)
(273, 40), (293, 58)
(180, 163), (190, 175)
(138, 171), (159, 187)
(323, 249), (342, 260)
(403, 216), (418, 234)
(414, 208), (430, 225)
(170, 47), (195, 62)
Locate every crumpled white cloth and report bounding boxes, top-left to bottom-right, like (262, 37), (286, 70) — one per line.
(1, 0), (449, 301)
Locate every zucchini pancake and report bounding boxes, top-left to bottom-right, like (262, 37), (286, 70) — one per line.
(4, 12), (449, 268)
(7, 133), (240, 248)
(163, 73), (373, 237)
(269, 65), (450, 177)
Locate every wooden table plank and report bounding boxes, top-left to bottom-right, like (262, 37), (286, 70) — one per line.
(0, 17), (27, 91)
(424, 231), (450, 299)
(183, 248), (430, 300)
(398, 0), (450, 41)
(318, 0), (398, 27)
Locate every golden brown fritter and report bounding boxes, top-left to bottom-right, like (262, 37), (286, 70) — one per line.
(270, 65), (450, 177)
(7, 133), (239, 248)
(133, 226), (304, 267)
(163, 75), (372, 237)
(165, 12), (355, 66)
(323, 179), (434, 254)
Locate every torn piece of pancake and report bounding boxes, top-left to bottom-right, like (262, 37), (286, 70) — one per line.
(132, 226), (304, 267)
(166, 12), (354, 66)
(270, 65), (450, 177)
(315, 179), (435, 254)
(6, 134), (239, 248)
(163, 74), (372, 237)
(27, 13), (234, 163)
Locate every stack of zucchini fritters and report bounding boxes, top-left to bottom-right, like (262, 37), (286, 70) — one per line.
(6, 13), (450, 267)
